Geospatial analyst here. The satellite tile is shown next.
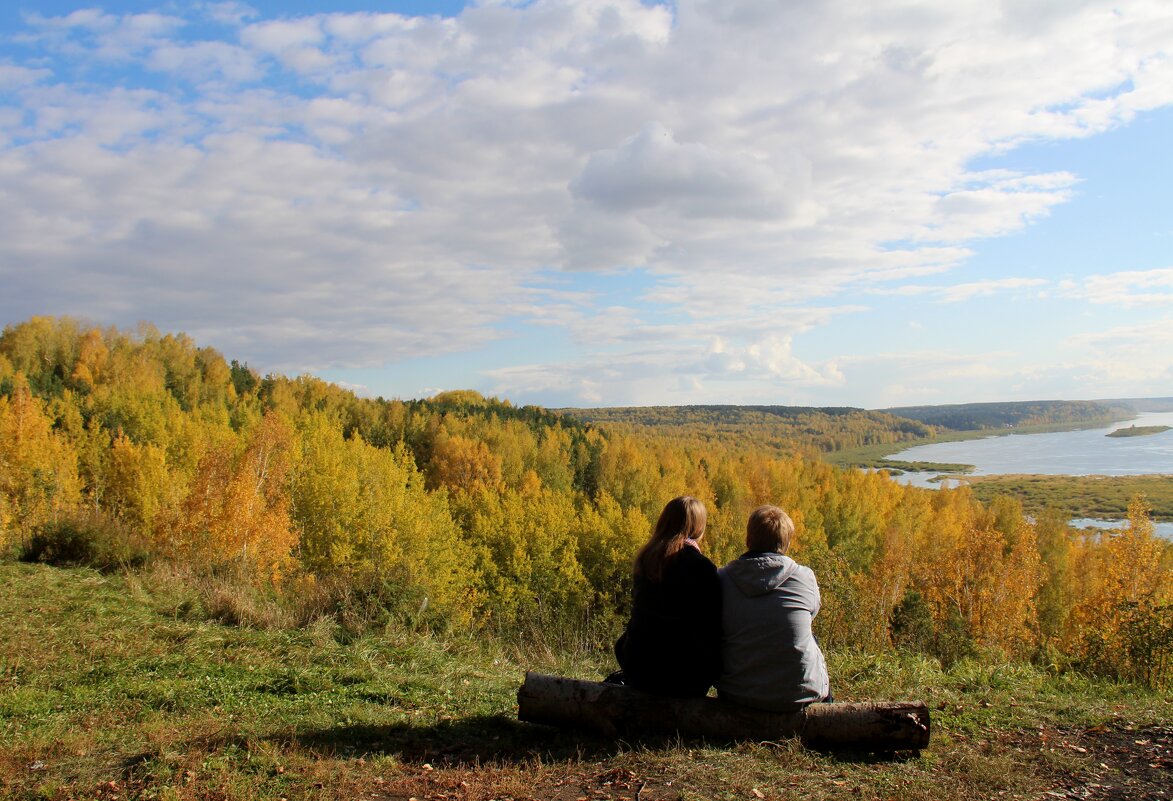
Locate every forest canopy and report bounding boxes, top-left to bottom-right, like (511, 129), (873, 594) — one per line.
(1, 317), (1170, 688)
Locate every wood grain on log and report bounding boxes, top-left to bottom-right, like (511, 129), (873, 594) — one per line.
(517, 672), (930, 751)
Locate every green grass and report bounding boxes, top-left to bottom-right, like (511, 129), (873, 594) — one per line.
(963, 474), (1173, 521)
(1, 561), (1169, 801)
(834, 459), (974, 475)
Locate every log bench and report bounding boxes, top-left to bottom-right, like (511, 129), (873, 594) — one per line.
(517, 672), (930, 751)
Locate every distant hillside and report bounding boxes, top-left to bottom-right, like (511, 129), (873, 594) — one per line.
(879, 399), (1132, 432)
(1095, 397), (1173, 413)
(557, 404), (935, 454)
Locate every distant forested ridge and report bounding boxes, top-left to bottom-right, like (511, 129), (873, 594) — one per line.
(559, 404), (936, 454)
(1, 317), (1170, 688)
(881, 400), (1133, 432)
(1094, 397), (1173, 413)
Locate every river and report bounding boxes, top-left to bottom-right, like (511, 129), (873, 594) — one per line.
(886, 411), (1173, 538)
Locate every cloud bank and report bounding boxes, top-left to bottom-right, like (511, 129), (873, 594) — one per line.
(1, 0), (1171, 403)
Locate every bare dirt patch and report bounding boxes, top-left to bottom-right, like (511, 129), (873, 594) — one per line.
(1030, 721), (1171, 801)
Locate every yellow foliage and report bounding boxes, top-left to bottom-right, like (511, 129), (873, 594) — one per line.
(906, 489), (1043, 658)
(0, 374), (82, 545)
(574, 492), (649, 616)
(1068, 495), (1173, 683)
(596, 436), (659, 515)
(855, 490), (932, 650)
(70, 328), (109, 391)
(431, 389), (491, 406)
(106, 433), (174, 533)
(532, 426), (575, 493)
(428, 434), (503, 493)
(291, 414), (476, 624)
(169, 412), (297, 584)
(458, 486), (589, 628)
(970, 497), (1043, 655)
(1, 315), (1168, 673)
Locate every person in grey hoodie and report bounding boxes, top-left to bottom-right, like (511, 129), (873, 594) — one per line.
(717, 505), (830, 710)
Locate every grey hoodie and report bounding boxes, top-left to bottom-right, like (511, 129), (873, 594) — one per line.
(716, 552), (829, 710)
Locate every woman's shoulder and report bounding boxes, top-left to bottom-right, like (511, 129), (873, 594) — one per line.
(670, 544), (718, 575)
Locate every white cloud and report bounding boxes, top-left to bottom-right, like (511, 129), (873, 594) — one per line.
(199, 3), (260, 27)
(22, 10), (186, 61)
(147, 41), (262, 84)
(835, 351), (1086, 409)
(484, 339), (843, 408)
(240, 18), (325, 53)
(924, 172), (1077, 241)
(0, 64), (50, 90)
(1062, 317), (1173, 389)
(570, 122), (805, 220)
(872, 277), (1049, 303)
(829, 316), (1173, 408)
(1062, 267), (1173, 308)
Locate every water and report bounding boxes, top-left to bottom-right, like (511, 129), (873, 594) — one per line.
(885, 411), (1173, 538)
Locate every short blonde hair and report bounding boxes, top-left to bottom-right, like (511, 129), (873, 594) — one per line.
(746, 505), (794, 554)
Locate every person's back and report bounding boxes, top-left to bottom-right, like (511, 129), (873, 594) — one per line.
(618, 543), (721, 696)
(716, 506), (829, 711)
(613, 495), (722, 698)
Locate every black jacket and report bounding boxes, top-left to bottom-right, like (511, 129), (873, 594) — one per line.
(614, 545), (722, 697)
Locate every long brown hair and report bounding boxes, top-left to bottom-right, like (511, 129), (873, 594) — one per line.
(634, 496), (707, 583)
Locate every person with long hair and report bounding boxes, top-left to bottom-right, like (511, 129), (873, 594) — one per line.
(612, 495), (722, 697)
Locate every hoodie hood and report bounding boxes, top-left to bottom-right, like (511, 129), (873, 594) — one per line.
(721, 552), (798, 598)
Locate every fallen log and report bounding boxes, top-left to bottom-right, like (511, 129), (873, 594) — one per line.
(517, 672), (930, 751)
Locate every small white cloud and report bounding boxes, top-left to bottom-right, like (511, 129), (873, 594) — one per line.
(148, 41), (261, 84)
(200, 2), (259, 27)
(938, 277), (1050, 303)
(1060, 318), (1173, 389)
(25, 9), (116, 32)
(331, 380), (372, 396)
(1062, 267), (1173, 308)
(240, 18), (324, 53)
(925, 172), (1077, 241)
(0, 64), (51, 90)
(871, 277), (1049, 303)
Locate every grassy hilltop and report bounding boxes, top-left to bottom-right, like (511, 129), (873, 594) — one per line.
(2, 562), (1170, 801)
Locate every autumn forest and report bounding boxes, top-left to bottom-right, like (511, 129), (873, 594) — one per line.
(1, 317), (1170, 689)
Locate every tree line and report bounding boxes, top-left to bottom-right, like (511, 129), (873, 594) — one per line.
(882, 400), (1132, 431)
(1, 317), (1169, 687)
(561, 404), (936, 455)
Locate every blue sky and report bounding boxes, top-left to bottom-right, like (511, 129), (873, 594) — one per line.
(2, 1), (1171, 408)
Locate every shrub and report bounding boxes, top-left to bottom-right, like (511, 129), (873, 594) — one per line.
(20, 510), (150, 570)
(890, 589), (977, 668)
(890, 589), (935, 653)
(1118, 600), (1172, 690)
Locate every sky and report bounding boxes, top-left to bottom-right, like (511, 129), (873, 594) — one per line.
(1, 1), (1171, 409)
